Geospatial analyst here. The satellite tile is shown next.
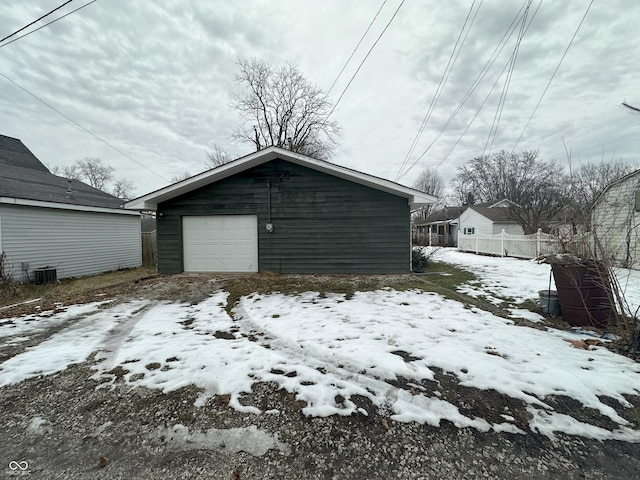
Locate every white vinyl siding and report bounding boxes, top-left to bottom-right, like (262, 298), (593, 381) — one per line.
(458, 209), (494, 236)
(182, 215), (258, 272)
(0, 204), (141, 282)
(592, 173), (640, 266)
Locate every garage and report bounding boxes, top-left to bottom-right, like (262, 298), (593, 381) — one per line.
(126, 147), (436, 274)
(182, 215), (258, 272)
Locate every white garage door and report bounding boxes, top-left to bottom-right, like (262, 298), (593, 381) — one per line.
(182, 215), (258, 272)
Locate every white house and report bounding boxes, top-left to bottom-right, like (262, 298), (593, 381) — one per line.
(591, 169), (640, 268)
(457, 199), (524, 237)
(0, 134), (141, 282)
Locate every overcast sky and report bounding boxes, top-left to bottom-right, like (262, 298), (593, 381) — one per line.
(1, 0), (638, 199)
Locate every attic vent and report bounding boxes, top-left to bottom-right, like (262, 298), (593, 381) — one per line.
(65, 179), (73, 199)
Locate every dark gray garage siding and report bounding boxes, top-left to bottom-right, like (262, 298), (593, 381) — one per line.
(157, 159), (410, 274)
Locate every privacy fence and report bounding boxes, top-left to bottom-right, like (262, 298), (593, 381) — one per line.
(142, 232), (157, 266)
(457, 229), (592, 260)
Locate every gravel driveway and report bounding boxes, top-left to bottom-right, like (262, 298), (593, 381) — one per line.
(1, 274), (638, 479)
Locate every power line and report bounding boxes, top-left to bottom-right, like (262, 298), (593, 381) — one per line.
(512, 0), (594, 151)
(436, 1), (542, 172)
(395, 0), (482, 181)
(0, 1), (98, 48)
(0, 0), (75, 45)
(326, 0), (388, 97)
(483, 0), (532, 157)
(0, 71), (169, 182)
(396, 0), (533, 181)
(325, 0), (405, 121)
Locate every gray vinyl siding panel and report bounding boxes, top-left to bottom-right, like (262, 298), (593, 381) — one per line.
(0, 204), (141, 282)
(157, 159), (410, 274)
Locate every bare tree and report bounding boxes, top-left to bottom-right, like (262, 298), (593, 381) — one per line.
(111, 177), (135, 201)
(453, 150), (566, 234)
(77, 157), (114, 191)
(205, 145), (236, 169)
(568, 160), (636, 211)
(233, 58), (340, 160)
(412, 168), (444, 219)
(171, 171), (191, 183)
(50, 158), (136, 199)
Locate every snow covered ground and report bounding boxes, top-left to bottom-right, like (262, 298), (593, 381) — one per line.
(1, 250), (639, 442)
(427, 247), (640, 312)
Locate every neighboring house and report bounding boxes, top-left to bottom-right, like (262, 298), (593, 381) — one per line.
(0, 134), (141, 282)
(457, 199), (524, 237)
(413, 206), (464, 246)
(125, 147), (436, 274)
(591, 169), (640, 268)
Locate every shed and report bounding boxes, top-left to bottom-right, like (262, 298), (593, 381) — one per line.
(591, 169), (640, 268)
(125, 147), (436, 274)
(0, 134), (141, 282)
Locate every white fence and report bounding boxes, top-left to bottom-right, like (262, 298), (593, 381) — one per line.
(457, 229), (562, 259)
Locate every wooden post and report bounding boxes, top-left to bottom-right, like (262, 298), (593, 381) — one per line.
(501, 229), (505, 257)
(536, 228), (542, 257)
(428, 225), (432, 247)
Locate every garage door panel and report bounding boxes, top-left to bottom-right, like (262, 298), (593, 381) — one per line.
(183, 215), (258, 272)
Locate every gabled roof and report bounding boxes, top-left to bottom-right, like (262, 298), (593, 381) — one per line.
(0, 134), (133, 213)
(125, 146), (438, 210)
(592, 168), (640, 208)
(465, 200), (520, 223)
(414, 206), (465, 226)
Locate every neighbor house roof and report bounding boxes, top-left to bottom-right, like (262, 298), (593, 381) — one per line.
(125, 146), (438, 210)
(591, 168), (640, 208)
(466, 200), (520, 223)
(0, 134), (136, 214)
(414, 206), (465, 226)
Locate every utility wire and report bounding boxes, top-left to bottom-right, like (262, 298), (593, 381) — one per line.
(0, 0), (98, 48)
(0, 0), (75, 45)
(397, 0), (541, 180)
(326, 0), (388, 97)
(396, 1), (528, 180)
(395, 0), (481, 181)
(325, 0), (405, 121)
(0, 71), (169, 182)
(483, 0), (531, 157)
(512, 0), (594, 151)
(438, 1), (542, 170)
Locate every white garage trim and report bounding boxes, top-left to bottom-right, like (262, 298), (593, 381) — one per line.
(182, 215), (258, 272)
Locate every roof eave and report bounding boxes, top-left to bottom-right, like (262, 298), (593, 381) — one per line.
(124, 147), (437, 211)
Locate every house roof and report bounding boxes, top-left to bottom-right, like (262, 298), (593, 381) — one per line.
(0, 134), (133, 213)
(592, 168), (640, 208)
(413, 206), (465, 226)
(466, 201), (519, 223)
(125, 146), (438, 211)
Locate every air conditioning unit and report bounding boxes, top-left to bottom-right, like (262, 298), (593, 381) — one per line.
(33, 267), (57, 285)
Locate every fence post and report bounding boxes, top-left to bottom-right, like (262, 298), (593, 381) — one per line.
(536, 228), (541, 257)
(475, 232), (479, 254)
(501, 229), (505, 257)
(428, 225), (432, 247)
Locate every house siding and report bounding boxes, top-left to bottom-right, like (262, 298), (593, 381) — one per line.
(157, 159), (410, 274)
(0, 204), (141, 282)
(458, 209), (494, 236)
(592, 172), (640, 267)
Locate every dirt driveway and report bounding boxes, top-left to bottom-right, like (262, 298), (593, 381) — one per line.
(0, 273), (638, 479)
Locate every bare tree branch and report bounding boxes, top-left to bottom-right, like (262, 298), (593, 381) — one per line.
(233, 58), (340, 160)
